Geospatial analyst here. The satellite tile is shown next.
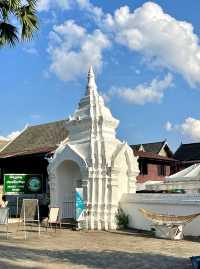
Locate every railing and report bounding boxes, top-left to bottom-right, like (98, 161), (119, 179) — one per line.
(62, 201), (75, 219)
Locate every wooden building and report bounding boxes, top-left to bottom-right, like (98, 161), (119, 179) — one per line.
(174, 142), (200, 171)
(0, 120), (68, 216)
(131, 141), (176, 189)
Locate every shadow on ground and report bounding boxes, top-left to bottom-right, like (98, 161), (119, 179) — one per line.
(0, 244), (192, 269)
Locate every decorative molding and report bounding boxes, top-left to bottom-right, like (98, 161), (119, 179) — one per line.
(121, 193), (200, 205)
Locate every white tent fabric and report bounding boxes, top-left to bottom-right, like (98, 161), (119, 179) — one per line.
(165, 163), (200, 182)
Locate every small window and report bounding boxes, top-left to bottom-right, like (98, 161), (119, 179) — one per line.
(158, 165), (166, 176)
(139, 162), (148, 175)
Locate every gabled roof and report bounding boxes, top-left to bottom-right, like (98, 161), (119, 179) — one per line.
(142, 141), (166, 154)
(174, 142), (200, 161)
(131, 140), (173, 159)
(131, 141), (166, 154)
(0, 120), (68, 158)
(131, 144), (141, 151)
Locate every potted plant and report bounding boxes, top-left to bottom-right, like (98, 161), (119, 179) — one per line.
(115, 208), (129, 229)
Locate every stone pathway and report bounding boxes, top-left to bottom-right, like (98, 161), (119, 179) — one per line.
(0, 225), (198, 268)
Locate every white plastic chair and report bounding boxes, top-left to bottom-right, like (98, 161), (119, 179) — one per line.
(45, 207), (60, 231)
(0, 208), (9, 238)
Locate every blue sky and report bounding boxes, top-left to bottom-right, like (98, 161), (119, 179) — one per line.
(1, 0), (200, 151)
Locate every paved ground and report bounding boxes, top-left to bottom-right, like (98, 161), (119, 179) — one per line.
(0, 224), (199, 268)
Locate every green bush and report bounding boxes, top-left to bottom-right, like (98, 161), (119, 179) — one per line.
(115, 208), (129, 229)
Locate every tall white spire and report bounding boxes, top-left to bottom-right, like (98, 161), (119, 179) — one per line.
(49, 65), (138, 231)
(86, 65), (98, 96)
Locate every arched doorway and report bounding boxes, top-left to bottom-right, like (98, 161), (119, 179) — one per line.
(56, 160), (81, 219)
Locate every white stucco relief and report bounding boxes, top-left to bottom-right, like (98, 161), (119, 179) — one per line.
(48, 66), (139, 230)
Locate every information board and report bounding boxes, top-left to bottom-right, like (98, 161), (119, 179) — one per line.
(75, 188), (85, 221)
(4, 174), (42, 194)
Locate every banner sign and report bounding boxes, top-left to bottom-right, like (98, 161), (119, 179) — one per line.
(4, 174), (42, 194)
(75, 188), (85, 221)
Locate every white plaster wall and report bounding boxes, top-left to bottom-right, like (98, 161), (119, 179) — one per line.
(116, 154), (129, 196)
(120, 193), (200, 236)
(56, 160), (81, 207)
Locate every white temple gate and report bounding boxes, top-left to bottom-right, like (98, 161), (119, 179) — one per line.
(48, 66), (139, 230)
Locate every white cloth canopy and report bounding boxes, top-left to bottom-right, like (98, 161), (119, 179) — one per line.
(165, 163), (200, 182)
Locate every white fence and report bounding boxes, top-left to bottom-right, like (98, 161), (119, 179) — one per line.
(120, 193), (200, 236)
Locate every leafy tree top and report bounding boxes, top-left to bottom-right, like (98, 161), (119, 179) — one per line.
(0, 0), (38, 47)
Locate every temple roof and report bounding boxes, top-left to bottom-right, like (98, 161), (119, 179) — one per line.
(0, 120), (68, 158)
(174, 143), (200, 161)
(134, 150), (175, 161)
(131, 141), (165, 154)
(131, 140), (173, 156)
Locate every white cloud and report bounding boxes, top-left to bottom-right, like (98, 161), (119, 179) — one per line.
(0, 125), (28, 141)
(104, 2), (200, 87)
(37, 0), (102, 16)
(76, 0), (104, 21)
(180, 117), (200, 141)
(41, 1), (200, 87)
(164, 121), (173, 131)
(48, 20), (110, 81)
(166, 117), (200, 141)
(37, 0), (71, 11)
(108, 73), (173, 105)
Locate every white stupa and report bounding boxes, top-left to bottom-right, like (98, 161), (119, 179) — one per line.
(48, 66), (139, 230)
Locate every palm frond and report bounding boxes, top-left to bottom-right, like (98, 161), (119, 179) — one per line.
(0, 0), (10, 21)
(0, 0), (38, 47)
(7, 0), (21, 10)
(0, 0), (20, 14)
(17, 5), (38, 40)
(27, 0), (37, 10)
(0, 21), (18, 46)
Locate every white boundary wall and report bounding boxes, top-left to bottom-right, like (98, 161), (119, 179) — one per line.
(120, 194), (200, 236)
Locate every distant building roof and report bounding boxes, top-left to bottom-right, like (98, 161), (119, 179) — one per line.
(143, 141), (166, 154)
(0, 120), (68, 158)
(134, 150), (175, 161)
(131, 144), (141, 151)
(0, 140), (9, 151)
(131, 140), (174, 160)
(131, 141), (166, 154)
(174, 143), (200, 161)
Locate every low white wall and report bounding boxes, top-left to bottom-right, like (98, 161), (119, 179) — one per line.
(120, 193), (200, 236)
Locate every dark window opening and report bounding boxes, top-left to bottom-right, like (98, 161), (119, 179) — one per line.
(158, 164), (166, 176)
(139, 162), (148, 175)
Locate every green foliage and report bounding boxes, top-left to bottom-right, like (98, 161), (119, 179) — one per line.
(0, 0), (38, 47)
(115, 208), (129, 229)
(167, 189), (185, 194)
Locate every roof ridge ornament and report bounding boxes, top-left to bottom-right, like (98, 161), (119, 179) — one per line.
(86, 65), (98, 96)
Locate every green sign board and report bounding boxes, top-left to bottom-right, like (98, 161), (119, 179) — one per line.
(4, 174), (42, 194)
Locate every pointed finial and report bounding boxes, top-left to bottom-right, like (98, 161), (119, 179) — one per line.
(86, 65), (98, 96)
(88, 65), (95, 79)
